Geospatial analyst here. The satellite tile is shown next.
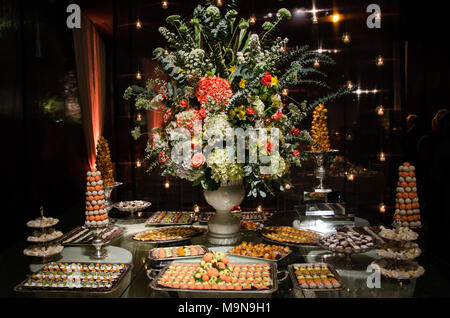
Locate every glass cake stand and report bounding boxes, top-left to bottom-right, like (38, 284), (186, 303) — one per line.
(306, 150), (339, 193)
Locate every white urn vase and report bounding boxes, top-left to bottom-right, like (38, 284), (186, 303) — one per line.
(203, 179), (245, 245)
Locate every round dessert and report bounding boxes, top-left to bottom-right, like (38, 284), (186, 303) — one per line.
(27, 228), (63, 243)
(377, 242), (421, 260)
(319, 230), (376, 254)
(371, 259), (425, 280)
(378, 226), (418, 241)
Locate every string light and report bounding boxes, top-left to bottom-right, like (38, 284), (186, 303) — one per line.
(164, 180), (170, 189)
(280, 45), (287, 52)
(267, 12), (273, 18)
(164, 48), (169, 56)
(249, 15), (256, 25)
(137, 212), (143, 218)
(281, 88), (288, 96)
(312, 15), (318, 24)
(193, 204), (200, 213)
(376, 55), (384, 66)
(136, 70), (142, 80)
(346, 81), (354, 89)
(284, 183), (291, 190)
(378, 152), (386, 162)
(161, 0), (168, 9)
(342, 32), (351, 44)
(332, 13), (341, 23)
(216, 0), (223, 7)
(136, 159), (142, 168)
(376, 105), (385, 116)
(136, 113), (142, 121)
(136, 19), (142, 30)
(256, 205), (263, 213)
(379, 202), (386, 213)
(346, 172), (355, 181)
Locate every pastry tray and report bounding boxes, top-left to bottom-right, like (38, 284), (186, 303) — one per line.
(126, 226), (206, 244)
(288, 263), (345, 292)
(227, 249), (293, 263)
(145, 211), (195, 226)
(148, 262), (283, 296)
(198, 211), (266, 223)
(258, 227), (322, 247)
(26, 219), (59, 229)
(58, 226), (125, 246)
(148, 245), (209, 262)
(14, 263), (133, 294)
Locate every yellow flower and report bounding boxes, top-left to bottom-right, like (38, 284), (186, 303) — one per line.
(177, 68), (183, 73)
(237, 110), (246, 121)
(270, 76), (279, 87)
(228, 65), (237, 75)
(239, 78), (246, 88)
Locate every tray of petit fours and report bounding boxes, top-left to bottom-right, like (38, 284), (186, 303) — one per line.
(127, 226), (205, 244)
(258, 226), (322, 247)
(318, 226), (378, 254)
(58, 226), (125, 246)
(148, 245), (209, 262)
(288, 263), (345, 291)
(14, 262), (133, 294)
(228, 241), (292, 263)
(145, 211), (195, 226)
(198, 211), (266, 223)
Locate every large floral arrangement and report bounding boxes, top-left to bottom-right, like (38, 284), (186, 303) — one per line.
(124, 1), (349, 197)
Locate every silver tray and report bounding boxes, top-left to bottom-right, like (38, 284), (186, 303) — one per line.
(126, 226), (206, 244)
(198, 211), (266, 223)
(145, 211), (195, 226)
(288, 263), (345, 292)
(26, 233), (64, 244)
(227, 244), (293, 263)
(113, 201), (151, 213)
(258, 227), (322, 247)
(14, 263), (133, 294)
(26, 219), (59, 229)
(317, 237), (377, 255)
(148, 262), (286, 296)
(148, 245), (209, 262)
(58, 226), (125, 246)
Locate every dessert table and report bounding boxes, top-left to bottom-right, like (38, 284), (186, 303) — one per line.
(2, 210), (446, 298)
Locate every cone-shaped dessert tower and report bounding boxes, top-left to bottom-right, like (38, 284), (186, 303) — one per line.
(96, 137), (114, 187)
(311, 104), (330, 152)
(85, 167), (108, 227)
(394, 162), (421, 229)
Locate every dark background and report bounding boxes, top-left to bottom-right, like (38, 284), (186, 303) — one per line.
(1, 0), (448, 250)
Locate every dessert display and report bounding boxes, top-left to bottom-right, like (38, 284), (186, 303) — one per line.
(373, 226), (424, 281)
(27, 228), (63, 243)
(59, 226), (125, 246)
(84, 167), (108, 227)
(229, 241), (291, 261)
(199, 211), (266, 223)
(16, 262), (131, 292)
(289, 263), (344, 290)
(24, 207), (64, 259)
(311, 104), (330, 152)
(318, 229), (376, 254)
(114, 200), (151, 213)
(259, 226), (321, 246)
(371, 259), (425, 280)
(23, 243), (64, 257)
(240, 221), (263, 231)
(26, 217), (59, 229)
(394, 162), (421, 228)
(153, 252), (274, 291)
(145, 211), (194, 225)
(95, 136), (114, 187)
(131, 226), (205, 243)
(149, 245), (208, 260)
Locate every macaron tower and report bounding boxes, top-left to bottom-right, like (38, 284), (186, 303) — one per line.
(311, 104), (331, 152)
(394, 162), (421, 228)
(85, 168), (108, 227)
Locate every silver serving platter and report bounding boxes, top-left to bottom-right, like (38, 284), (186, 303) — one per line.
(14, 263), (133, 294)
(148, 261), (284, 296)
(198, 211), (266, 223)
(58, 226), (125, 246)
(317, 235), (378, 255)
(126, 226), (206, 244)
(148, 245), (209, 262)
(258, 227), (322, 247)
(227, 248), (293, 263)
(113, 201), (151, 213)
(26, 232), (64, 244)
(26, 218), (59, 229)
(288, 263), (345, 292)
(145, 211), (195, 226)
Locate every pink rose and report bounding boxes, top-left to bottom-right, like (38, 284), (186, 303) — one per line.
(191, 152), (206, 168)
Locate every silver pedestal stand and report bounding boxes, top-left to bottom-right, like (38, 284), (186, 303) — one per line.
(306, 150), (339, 193)
(104, 182), (123, 213)
(88, 225), (108, 259)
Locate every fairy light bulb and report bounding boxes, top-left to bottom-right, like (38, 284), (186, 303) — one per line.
(346, 81), (353, 89)
(312, 15), (318, 24)
(282, 88), (288, 96)
(284, 183), (291, 190)
(164, 48), (169, 56)
(216, 0), (223, 7)
(332, 13), (340, 23)
(249, 15), (256, 25)
(280, 45), (286, 52)
(342, 32), (351, 44)
(136, 113), (142, 121)
(267, 12), (273, 18)
(378, 152), (386, 162)
(136, 70), (142, 80)
(161, 0), (168, 9)
(346, 172), (355, 181)
(193, 204), (200, 213)
(136, 19), (142, 30)
(164, 180), (170, 189)
(313, 59), (320, 68)
(376, 55), (384, 66)
(379, 203), (386, 213)
(376, 105), (385, 116)
(256, 205), (263, 213)
(136, 159), (142, 168)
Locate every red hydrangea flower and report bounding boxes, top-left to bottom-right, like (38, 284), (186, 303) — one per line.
(293, 150), (300, 157)
(246, 107), (255, 115)
(261, 72), (272, 86)
(195, 76), (233, 106)
(179, 99), (188, 108)
(272, 110), (283, 121)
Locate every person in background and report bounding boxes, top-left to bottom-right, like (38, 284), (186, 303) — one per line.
(417, 109), (450, 258)
(405, 114), (421, 162)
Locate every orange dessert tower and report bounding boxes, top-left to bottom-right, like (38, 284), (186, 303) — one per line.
(85, 167), (108, 227)
(394, 162), (421, 228)
(96, 137), (114, 186)
(311, 104), (331, 152)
